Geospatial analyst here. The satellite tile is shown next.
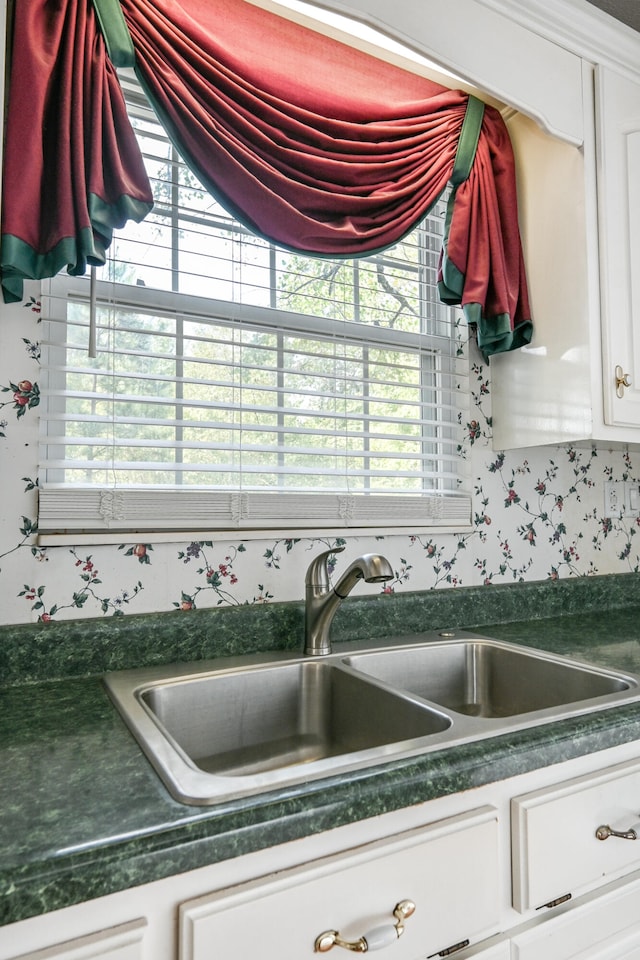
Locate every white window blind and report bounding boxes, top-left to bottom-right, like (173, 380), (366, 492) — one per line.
(38, 79), (471, 538)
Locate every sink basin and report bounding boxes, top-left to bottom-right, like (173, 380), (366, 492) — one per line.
(140, 661), (450, 775)
(344, 639), (631, 719)
(104, 633), (640, 806)
(105, 658), (451, 804)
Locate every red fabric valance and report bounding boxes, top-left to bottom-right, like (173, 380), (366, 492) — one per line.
(0, 0), (532, 356)
(121, 0), (466, 253)
(0, 0), (153, 303)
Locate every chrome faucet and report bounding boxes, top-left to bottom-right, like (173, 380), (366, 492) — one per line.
(304, 546), (393, 656)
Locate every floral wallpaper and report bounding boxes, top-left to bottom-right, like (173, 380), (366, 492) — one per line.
(1, 283), (640, 627)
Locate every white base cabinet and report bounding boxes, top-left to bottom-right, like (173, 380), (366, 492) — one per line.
(7, 740), (640, 960)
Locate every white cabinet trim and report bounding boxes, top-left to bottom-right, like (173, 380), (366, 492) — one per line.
(471, 0), (640, 81)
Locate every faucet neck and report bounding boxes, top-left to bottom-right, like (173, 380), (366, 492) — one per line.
(303, 550), (392, 656)
(304, 547), (345, 656)
(304, 587), (341, 657)
(305, 546), (344, 593)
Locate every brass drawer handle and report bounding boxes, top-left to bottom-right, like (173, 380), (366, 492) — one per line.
(314, 900), (416, 953)
(615, 365), (632, 398)
(596, 822), (640, 841)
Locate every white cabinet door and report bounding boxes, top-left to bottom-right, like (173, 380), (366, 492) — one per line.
(7, 920), (147, 960)
(512, 758), (640, 912)
(180, 806), (500, 960)
(510, 875), (640, 960)
(596, 65), (640, 428)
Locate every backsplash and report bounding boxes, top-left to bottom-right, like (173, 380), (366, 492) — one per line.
(1, 284), (640, 627)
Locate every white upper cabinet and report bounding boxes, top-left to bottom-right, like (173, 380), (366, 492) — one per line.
(304, 0), (640, 450)
(490, 60), (640, 449)
(596, 65), (640, 429)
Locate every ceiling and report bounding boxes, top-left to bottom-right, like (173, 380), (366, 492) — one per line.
(585, 0), (640, 31)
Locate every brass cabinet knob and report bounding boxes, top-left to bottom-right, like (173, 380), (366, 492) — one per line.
(596, 821), (640, 841)
(615, 364), (632, 398)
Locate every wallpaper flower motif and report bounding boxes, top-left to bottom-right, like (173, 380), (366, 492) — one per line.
(18, 548), (144, 620)
(174, 542), (244, 609)
(0, 380), (39, 437)
(2, 284), (640, 626)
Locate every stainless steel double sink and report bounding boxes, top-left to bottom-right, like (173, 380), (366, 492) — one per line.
(104, 633), (640, 805)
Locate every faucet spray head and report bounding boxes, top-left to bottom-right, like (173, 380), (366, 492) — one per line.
(361, 555), (394, 584)
(332, 553), (393, 597)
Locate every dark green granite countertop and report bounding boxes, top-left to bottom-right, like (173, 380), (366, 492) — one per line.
(3, 574), (640, 928)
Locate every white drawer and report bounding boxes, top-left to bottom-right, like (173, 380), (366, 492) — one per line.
(512, 758), (640, 912)
(180, 806), (500, 960)
(8, 920), (147, 960)
(510, 874), (640, 960)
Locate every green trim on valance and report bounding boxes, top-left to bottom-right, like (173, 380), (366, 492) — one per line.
(463, 303), (534, 357)
(438, 267), (534, 357)
(439, 270), (534, 358)
(438, 95), (485, 307)
(0, 234), (93, 302)
(438, 94), (533, 359)
(88, 192), (153, 239)
(438, 201), (464, 304)
(451, 95), (484, 186)
(91, 0), (135, 67)
(1, 193), (152, 303)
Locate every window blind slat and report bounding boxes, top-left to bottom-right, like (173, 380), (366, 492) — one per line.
(38, 488), (470, 533)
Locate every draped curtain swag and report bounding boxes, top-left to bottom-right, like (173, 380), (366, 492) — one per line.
(0, 0), (533, 356)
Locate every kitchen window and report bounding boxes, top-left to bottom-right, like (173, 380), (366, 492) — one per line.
(38, 78), (471, 539)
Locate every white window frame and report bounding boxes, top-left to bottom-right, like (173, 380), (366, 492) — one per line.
(38, 271), (471, 541)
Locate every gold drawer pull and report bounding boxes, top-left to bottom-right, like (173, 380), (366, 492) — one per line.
(596, 822), (640, 841)
(314, 900), (416, 953)
(615, 365), (632, 398)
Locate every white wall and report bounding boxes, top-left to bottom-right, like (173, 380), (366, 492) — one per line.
(2, 287), (640, 626)
(2, 0), (640, 627)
